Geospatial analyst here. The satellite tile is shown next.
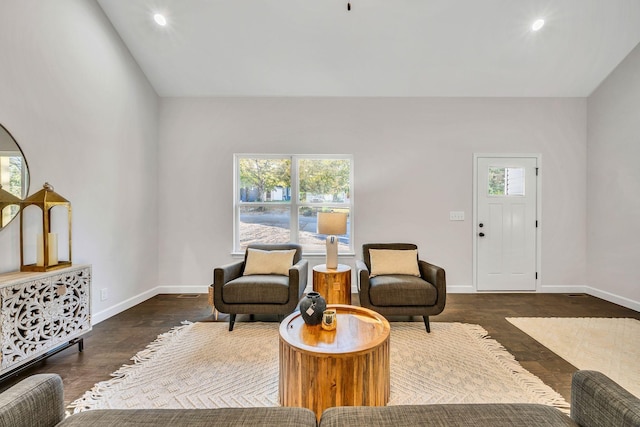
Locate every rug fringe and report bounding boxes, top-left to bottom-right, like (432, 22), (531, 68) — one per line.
(464, 323), (571, 413)
(67, 321), (194, 414)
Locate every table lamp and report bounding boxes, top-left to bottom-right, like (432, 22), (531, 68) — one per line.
(317, 212), (347, 269)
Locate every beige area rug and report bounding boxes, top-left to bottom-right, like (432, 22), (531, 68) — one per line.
(69, 322), (569, 413)
(506, 317), (640, 398)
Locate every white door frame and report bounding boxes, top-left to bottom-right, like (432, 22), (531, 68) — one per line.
(472, 153), (542, 292)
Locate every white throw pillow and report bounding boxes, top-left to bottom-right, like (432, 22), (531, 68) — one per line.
(369, 249), (420, 277)
(243, 248), (296, 276)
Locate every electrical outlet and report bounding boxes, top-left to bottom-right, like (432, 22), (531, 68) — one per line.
(449, 211), (465, 221)
(100, 288), (108, 301)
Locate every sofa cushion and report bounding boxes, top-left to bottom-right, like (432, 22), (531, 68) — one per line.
(223, 275), (290, 304)
(369, 249), (420, 277)
(60, 407), (316, 427)
(369, 275), (437, 306)
(571, 370), (640, 427)
(0, 374), (64, 427)
(319, 404), (577, 427)
(243, 248), (296, 276)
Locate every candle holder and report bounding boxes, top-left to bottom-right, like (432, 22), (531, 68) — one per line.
(321, 309), (337, 331)
(19, 182), (72, 272)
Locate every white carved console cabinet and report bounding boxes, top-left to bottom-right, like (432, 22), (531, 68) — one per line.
(0, 265), (91, 380)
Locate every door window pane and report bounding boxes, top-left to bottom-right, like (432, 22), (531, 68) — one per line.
(488, 167), (525, 196)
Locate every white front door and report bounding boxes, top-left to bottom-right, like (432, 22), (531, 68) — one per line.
(475, 156), (538, 291)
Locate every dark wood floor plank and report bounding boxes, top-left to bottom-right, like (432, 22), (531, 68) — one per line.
(1, 293), (637, 406)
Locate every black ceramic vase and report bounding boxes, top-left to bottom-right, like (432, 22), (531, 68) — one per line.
(299, 292), (327, 326)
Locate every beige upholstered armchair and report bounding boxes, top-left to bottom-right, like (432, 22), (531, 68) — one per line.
(357, 243), (446, 333)
(213, 243), (308, 331)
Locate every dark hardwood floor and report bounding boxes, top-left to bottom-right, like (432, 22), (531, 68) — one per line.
(1, 292), (638, 406)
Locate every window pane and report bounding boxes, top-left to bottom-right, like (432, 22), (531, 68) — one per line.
(488, 167), (525, 196)
(0, 155), (23, 197)
(239, 205), (291, 250)
(0, 155), (22, 227)
(238, 158), (291, 202)
(505, 167), (525, 196)
(298, 159), (350, 203)
(298, 207), (350, 253)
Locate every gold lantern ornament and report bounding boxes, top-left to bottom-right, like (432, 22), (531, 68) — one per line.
(20, 182), (72, 272)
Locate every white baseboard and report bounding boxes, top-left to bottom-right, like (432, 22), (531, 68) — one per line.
(585, 286), (640, 312)
(92, 287), (159, 325)
(156, 285), (210, 294)
(447, 285), (475, 293)
(539, 285), (586, 293)
(92, 285), (213, 325)
(92, 283), (639, 326)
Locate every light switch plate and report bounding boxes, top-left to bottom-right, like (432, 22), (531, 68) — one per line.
(449, 211), (465, 221)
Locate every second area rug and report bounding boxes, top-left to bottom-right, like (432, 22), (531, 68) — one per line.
(507, 317), (640, 398)
(69, 321), (569, 413)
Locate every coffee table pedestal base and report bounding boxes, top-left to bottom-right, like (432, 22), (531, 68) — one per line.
(278, 305), (390, 420)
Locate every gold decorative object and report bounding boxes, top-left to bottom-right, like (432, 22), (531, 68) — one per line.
(19, 182), (72, 272)
(322, 309), (337, 331)
(0, 184), (22, 228)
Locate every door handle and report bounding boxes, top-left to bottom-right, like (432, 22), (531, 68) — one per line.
(479, 232), (485, 237)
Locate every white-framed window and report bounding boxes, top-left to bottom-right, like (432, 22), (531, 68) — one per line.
(233, 154), (353, 255)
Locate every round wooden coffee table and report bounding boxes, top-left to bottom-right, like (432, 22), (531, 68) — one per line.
(279, 304), (390, 420)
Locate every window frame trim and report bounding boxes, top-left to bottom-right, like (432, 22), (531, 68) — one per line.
(233, 153), (354, 255)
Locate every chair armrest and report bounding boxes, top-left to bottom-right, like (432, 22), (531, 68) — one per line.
(419, 260), (447, 314)
(289, 258), (309, 300)
(0, 374), (65, 427)
(356, 260), (372, 306)
(213, 261), (244, 309)
(571, 370), (640, 427)
(214, 261), (244, 286)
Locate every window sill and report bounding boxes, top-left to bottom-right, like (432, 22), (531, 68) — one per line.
(231, 252), (356, 259)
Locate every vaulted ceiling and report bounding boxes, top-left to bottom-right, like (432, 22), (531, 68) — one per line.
(97, 0), (640, 97)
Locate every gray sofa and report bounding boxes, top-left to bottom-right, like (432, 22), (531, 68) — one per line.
(1, 371), (639, 426)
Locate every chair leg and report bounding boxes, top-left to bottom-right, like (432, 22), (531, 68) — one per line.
(229, 314), (236, 331)
(423, 316), (431, 333)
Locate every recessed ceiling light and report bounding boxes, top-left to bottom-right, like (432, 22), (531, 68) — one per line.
(531, 18), (545, 31)
(153, 13), (167, 26)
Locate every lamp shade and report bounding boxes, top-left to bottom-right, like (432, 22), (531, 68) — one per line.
(317, 212), (347, 235)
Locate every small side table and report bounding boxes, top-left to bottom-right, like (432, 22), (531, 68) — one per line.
(312, 264), (351, 305)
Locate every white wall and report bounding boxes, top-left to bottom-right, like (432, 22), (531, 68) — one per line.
(158, 97), (587, 294)
(1, 2), (635, 323)
(587, 42), (640, 311)
(0, 1), (160, 322)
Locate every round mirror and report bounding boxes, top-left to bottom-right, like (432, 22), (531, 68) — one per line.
(0, 123), (30, 229)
